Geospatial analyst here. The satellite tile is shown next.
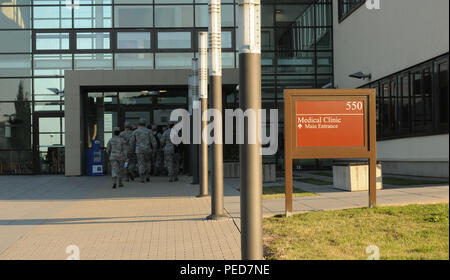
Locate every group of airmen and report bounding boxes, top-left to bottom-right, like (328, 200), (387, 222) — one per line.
(106, 118), (181, 189)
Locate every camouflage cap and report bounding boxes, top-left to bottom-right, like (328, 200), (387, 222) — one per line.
(139, 118), (146, 125)
(113, 127), (121, 133)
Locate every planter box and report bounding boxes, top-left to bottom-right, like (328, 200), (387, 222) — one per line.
(333, 162), (383, 192)
(224, 162), (276, 183)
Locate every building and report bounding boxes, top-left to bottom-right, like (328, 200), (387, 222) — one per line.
(333, 0), (449, 177)
(0, 0), (447, 178)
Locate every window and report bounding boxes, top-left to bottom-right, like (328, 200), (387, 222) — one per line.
(155, 5), (193, 27)
(114, 6), (153, 28)
(338, 0), (365, 22)
(117, 32), (151, 50)
(76, 32), (111, 50)
(157, 32), (191, 49)
(361, 54), (449, 140)
(36, 33), (70, 51)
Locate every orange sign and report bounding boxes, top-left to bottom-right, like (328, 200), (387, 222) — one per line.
(296, 100), (365, 147)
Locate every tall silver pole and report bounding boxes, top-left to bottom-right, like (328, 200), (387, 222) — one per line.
(198, 33), (209, 198)
(191, 58), (200, 185)
(207, 0), (227, 220)
(238, 0), (263, 260)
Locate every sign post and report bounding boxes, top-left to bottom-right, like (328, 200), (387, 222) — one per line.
(284, 89), (377, 217)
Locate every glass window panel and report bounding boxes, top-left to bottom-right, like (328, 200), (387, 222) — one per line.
(74, 5), (112, 28)
(155, 5), (193, 27)
(221, 4), (234, 27)
(155, 0), (192, 3)
(158, 32), (191, 49)
(0, 78), (31, 101)
(261, 4), (274, 26)
(117, 32), (151, 49)
(276, 4), (313, 27)
(194, 5), (208, 27)
(222, 52), (234, 69)
(155, 53), (193, 69)
(438, 60), (449, 127)
(39, 117), (64, 133)
(115, 0), (152, 3)
(261, 52), (275, 74)
(277, 51), (315, 75)
(34, 101), (64, 112)
(0, 31), (31, 53)
(0, 54), (31, 77)
(36, 33), (70, 51)
(317, 51), (332, 74)
(261, 28), (275, 51)
(0, 102), (32, 150)
(0, 5), (31, 29)
(34, 77), (65, 101)
(316, 28), (332, 50)
(34, 54), (72, 76)
(75, 53), (113, 69)
(115, 53), (153, 69)
(0, 151), (33, 175)
(39, 133), (63, 147)
(276, 27), (315, 51)
(197, 31), (232, 49)
(119, 92), (153, 105)
(114, 5), (153, 27)
(33, 6), (72, 29)
(77, 32), (110, 50)
(78, 0), (112, 4)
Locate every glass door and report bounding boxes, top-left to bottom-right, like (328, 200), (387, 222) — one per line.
(33, 112), (65, 174)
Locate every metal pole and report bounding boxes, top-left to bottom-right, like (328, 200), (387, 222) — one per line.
(238, 0), (263, 260)
(198, 33), (209, 198)
(191, 58), (200, 185)
(207, 0), (227, 220)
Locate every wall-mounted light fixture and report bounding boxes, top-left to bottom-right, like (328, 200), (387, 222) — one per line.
(349, 72), (372, 80)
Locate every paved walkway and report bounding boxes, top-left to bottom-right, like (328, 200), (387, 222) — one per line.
(0, 174), (448, 260)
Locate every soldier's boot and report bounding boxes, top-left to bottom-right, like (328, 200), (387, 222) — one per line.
(146, 176), (150, 182)
(169, 176), (174, 182)
(174, 176), (179, 182)
(140, 174), (145, 183)
(118, 178), (124, 187)
(112, 177), (117, 189)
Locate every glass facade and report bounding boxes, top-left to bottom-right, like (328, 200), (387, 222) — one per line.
(362, 54), (449, 141)
(0, 0), (333, 174)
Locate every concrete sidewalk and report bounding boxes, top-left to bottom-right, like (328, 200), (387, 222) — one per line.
(0, 175), (448, 260)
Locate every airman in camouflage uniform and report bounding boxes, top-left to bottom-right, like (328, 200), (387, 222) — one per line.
(131, 118), (158, 183)
(150, 125), (162, 175)
(119, 122), (137, 181)
(160, 122), (179, 182)
(106, 127), (126, 189)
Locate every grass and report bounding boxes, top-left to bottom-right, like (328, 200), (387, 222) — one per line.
(263, 186), (317, 200)
(383, 177), (448, 186)
(263, 203), (449, 260)
(294, 177), (332, 185)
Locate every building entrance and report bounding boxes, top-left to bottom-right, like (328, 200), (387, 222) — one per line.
(84, 87), (188, 176)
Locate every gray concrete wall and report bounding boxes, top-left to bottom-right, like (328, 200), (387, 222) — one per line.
(65, 69), (239, 176)
(333, 0), (449, 89)
(332, 0), (449, 177)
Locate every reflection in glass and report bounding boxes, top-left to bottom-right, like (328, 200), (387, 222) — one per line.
(34, 78), (64, 101)
(75, 53), (113, 69)
(36, 33), (70, 50)
(277, 52), (314, 75)
(0, 5), (31, 29)
(33, 6), (71, 28)
(0, 78), (31, 101)
(0, 101), (32, 150)
(155, 53), (193, 69)
(74, 5), (112, 28)
(0, 54), (31, 77)
(114, 6), (153, 27)
(0, 151), (33, 174)
(34, 54), (72, 76)
(155, 5), (193, 27)
(115, 53), (153, 69)
(0, 30), (31, 52)
(120, 91), (153, 105)
(77, 32), (110, 50)
(158, 32), (191, 49)
(117, 32), (151, 49)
